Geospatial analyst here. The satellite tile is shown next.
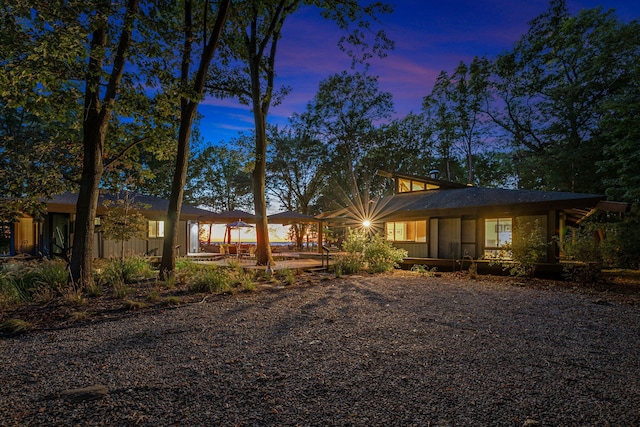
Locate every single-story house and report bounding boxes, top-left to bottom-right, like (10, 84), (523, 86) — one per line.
(322, 170), (628, 269)
(1, 191), (219, 259)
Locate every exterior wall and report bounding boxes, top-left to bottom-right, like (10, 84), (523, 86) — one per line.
(95, 219), (190, 258)
(390, 212), (557, 263)
(394, 242), (429, 258)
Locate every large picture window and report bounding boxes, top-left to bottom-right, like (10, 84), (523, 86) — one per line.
(484, 218), (512, 258)
(148, 220), (165, 238)
(386, 221), (427, 242)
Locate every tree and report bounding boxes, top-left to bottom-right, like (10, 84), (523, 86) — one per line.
(1, 0), (148, 287)
(187, 144), (253, 211)
(488, 0), (638, 193)
(423, 58), (490, 184)
(267, 126), (328, 248)
(100, 192), (149, 260)
(158, 0), (230, 278)
(209, 1), (393, 265)
(297, 71), (394, 202)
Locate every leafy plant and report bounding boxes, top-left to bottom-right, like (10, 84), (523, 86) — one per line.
(190, 266), (231, 293)
(500, 219), (547, 277)
(278, 268), (295, 286)
(363, 234), (407, 273)
(341, 228), (368, 254)
(410, 264), (438, 277)
(333, 253), (365, 275)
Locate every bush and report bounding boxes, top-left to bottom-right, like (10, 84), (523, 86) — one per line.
(364, 234), (407, 273)
(96, 256), (154, 286)
(190, 266), (232, 293)
(563, 262), (602, 285)
(0, 260), (69, 306)
(341, 228), (368, 254)
(500, 219), (547, 277)
(278, 268), (295, 286)
(334, 253), (365, 275)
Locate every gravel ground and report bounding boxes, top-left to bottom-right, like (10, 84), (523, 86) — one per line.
(1, 271), (639, 426)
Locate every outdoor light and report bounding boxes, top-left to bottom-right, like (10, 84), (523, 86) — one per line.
(362, 220), (371, 228)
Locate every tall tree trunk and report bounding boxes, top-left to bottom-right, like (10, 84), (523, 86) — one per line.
(159, 0), (229, 277)
(249, 54), (274, 266)
(251, 109), (275, 266)
(160, 104), (196, 277)
(69, 0), (139, 287)
(70, 124), (104, 286)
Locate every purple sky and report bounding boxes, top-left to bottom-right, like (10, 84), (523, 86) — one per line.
(198, 0), (640, 145)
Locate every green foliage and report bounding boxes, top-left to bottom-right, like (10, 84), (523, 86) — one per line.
(597, 213), (640, 269)
(341, 228), (368, 254)
(0, 318), (33, 334)
(333, 253), (365, 275)
(0, 260), (69, 307)
(364, 234), (407, 273)
(97, 256), (155, 285)
(190, 266), (232, 294)
(501, 219), (547, 277)
(562, 228), (602, 263)
(410, 264), (438, 277)
(99, 194), (150, 260)
(278, 268), (296, 286)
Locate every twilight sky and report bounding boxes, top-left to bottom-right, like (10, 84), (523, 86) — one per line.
(197, 0), (640, 146)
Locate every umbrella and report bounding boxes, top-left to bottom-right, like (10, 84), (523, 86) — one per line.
(226, 220), (254, 257)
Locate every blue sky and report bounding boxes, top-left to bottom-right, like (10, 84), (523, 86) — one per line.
(197, 0), (640, 146)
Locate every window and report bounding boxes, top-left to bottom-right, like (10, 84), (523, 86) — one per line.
(484, 218), (512, 258)
(148, 220), (165, 238)
(386, 221), (427, 242)
(398, 178), (440, 193)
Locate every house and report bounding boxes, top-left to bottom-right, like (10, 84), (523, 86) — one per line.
(322, 170), (628, 271)
(2, 191), (219, 259)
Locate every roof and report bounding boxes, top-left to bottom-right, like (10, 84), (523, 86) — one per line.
(267, 210), (321, 225)
(378, 187), (605, 219)
(45, 191), (218, 221)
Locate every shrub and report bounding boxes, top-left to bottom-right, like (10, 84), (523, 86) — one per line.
(0, 271), (22, 307)
(341, 228), (368, 254)
(500, 219), (547, 277)
(410, 264), (437, 277)
(364, 234), (407, 273)
(333, 253), (365, 275)
(235, 271), (257, 292)
(175, 258), (205, 285)
(278, 268), (295, 286)
(561, 227), (603, 285)
(190, 266), (232, 293)
(99, 256), (155, 285)
(0, 260), (69, 306)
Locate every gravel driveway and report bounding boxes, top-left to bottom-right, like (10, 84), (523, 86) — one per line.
(1, 272), (639, 426)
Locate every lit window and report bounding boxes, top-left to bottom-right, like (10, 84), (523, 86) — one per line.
(484, 218), (512, 258)
(385, 221), (427, 242)
(148, 220), (165, 238)
(411, 181), (425, 191)
(399, 178), (411, 193)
